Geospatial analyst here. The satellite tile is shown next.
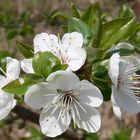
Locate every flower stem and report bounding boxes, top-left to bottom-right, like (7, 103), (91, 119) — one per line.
(92, 77), (109, 83)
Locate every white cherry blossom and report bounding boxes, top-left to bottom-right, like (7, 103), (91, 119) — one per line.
(25, 70), (103, 137)
(108, 53), (140, 119)
(21, 32), (86, 73)
(0, 57), (20, 120)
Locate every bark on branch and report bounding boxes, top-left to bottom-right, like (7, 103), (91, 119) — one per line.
(116, 0), (134, 5)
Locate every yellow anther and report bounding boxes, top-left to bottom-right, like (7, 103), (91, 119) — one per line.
(131, 75), (139, 80)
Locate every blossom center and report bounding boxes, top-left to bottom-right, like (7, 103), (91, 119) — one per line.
(117, 62), (140, 99)
(56, 89), (79, 109)
(57, 89), (74, 95)
(130, 74), (140, 95)
(58, 50), (70, 64)
(54, 89), (86, 120)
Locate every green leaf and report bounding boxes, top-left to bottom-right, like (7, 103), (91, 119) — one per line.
(92, 60), (111, 101)
(107, 48), (134, 57)
(2, 74), (43, 95)
(0, 51), (11, 61)
(100, 18), (139, 51)
(92, 60), (109, 77)
(68, 17), (93, 46)
(81, 3), (102, 47)
(81, 3), (101, 28)
(68, 0), (80, 18)
(20, 138), (30, 140)
(52, 64), (68, 72)
(92, 79), (111, 101)
(19, 24), (33, 37)
(81, 4), (95, 26)
(32, 51), (60, 78)
(24, 73), (44, 84)
(85, 47), (103, 64)
(85, 133), (99, 140)
(2, 80), (27, 95)
(6, 29), (18, 40)
(109, 128), (132, 140)
(119, 5), (136, 18)
(20, 126), (43, 140)
(68, 17), (92, 36)
(93, 65), (107, 77)
(27, 127), (43, 139)
(51, 11), (68, 21)
(16, 41), (34, 58)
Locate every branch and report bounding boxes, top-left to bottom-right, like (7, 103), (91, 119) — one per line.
(12, 105), (84, 140)
(116, 0), (134, 5)
(116, 0), (123, 5)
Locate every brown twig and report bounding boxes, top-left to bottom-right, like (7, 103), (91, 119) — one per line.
(12, 105), (84, 140)
(116, 0), (134, 5)
(116, 0), (123, 5)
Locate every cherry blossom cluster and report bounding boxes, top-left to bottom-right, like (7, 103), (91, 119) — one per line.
(0, 32), (140, 137)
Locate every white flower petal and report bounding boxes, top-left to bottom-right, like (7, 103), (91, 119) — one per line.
(25, 82), (57, 109)
(0, 90), (14, 120)
(66, 47), (86, 71)
(111, 91), (122, 119)
(21, 58), (34, 73)
(46, 70), (80, 91)
(19, 78), (24, 84)
(62, 32), (83, 49)
(112, 86), (140, 114)
(107, 42), (134, 53)
(0, 76), (9, 88)
(6, 57), (20, 80)
(78, 80), (103, 107)
(115, 42), (134, 50)
(122, 55), (140, 66)
(112, 104), (122, 120)
(72, 103), (101, 133)
(33, 33), (52, 53)
(12, 99), (17, 109)
(49, 34), (61, 58)
(134, 53), (140, 65)
(108, 53), (120, 87)
(33, 33), (61, 57)
(40, 104), (71, 137)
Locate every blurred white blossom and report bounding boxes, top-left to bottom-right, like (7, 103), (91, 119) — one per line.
(0, 57), (20, 120)
(108, 53), (140, 119)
